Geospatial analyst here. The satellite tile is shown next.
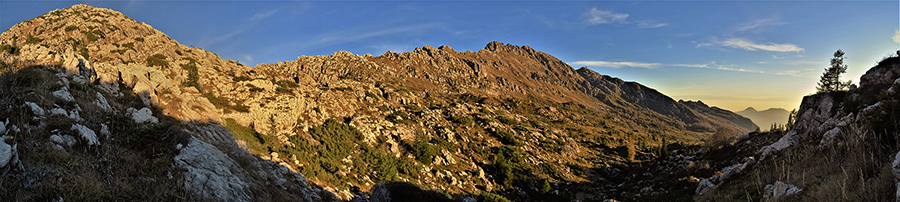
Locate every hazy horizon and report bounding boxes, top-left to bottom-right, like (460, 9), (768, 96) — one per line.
(3, 1), (898, 112)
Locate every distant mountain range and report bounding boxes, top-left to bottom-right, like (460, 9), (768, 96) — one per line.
(736, 107), (790, 129)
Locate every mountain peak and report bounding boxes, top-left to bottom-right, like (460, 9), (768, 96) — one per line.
(743, 107), (758, 112)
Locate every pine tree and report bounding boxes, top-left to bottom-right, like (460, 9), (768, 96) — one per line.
(785, 108), (797, 131)
(816, 49), (852, 93)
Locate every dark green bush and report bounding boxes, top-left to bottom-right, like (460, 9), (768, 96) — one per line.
(25, 37), (43, 44)
(365, 91), (379, 99)
(180, 62), (199, 90)
(308, 118), (363, 161)
(249, 87), (264, 92)
(494, 130), (520, 146)
(275, 80), (299, 88)
(229, 104), (250, 113)
(145, 54), (168, 68)
(492, 145), (533, 187)
(225, 118), (273, 153)
(398, 157), (420, 178)
(539, 163), (559, 178)
(0, 44), (19, 55)
(64, 25), (78, 32)
(374, 155), (399, 182)
(82, 31), (98, 41)
(452, 115), (473, 125)
(79, 48), (90, 59)
(499, 116), (518, 125)
(233, 75), (252, 82)
(410, 139), (439, 165)
(134, 37), (144, 42)
(387, 111), (416, 124)
(122, 42), (135, 51)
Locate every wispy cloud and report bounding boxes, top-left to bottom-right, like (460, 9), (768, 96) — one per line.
(249, 9), (279, 21)
(584, 8), (629, 25)
(636, 21), (668, 29)
(894, 30), (900, 44)
(782, 61), (821, 65)
(735, 18), (787, 32)
(572, 61), (660, 69)
(772, 55), (784, 59)
(698, 38), (804, 52)
(672, 64), (708, 68)
(575, 60), (811, 77)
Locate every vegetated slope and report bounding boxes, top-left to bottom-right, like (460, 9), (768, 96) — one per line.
(0, 5), (758, 201)
(736, 107), (790, 129)
(696, 55), (900, 201)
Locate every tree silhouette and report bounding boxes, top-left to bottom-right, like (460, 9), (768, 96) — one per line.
(816, 49), (852, 93)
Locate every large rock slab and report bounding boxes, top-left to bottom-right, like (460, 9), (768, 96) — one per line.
(174, 137), (251, 202)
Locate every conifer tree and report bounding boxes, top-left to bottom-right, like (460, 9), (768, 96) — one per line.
(816, 50), (852, 93)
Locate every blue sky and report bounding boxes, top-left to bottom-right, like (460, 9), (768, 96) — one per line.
(2, 1), (898, 112)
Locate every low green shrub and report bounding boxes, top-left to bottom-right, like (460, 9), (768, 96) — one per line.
(0, 44), (19, 55)
(494, 130), (520, 146)
(452, 115), (473, 125)
(25, 37), (43, 44)
(180, 62), (199, 90)
(145, 54), (167, 68)
(410, 139), (439, 165)
(233, 75), (252, 82)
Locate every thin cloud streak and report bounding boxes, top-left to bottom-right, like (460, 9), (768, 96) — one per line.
(636, 21), (668, 29)
(698, 38), (804, 52)
(735, 18), (787, 32)
(250, 9), (278, 21)
(574, 60), (812, 78)
(584, 8), (629, 25)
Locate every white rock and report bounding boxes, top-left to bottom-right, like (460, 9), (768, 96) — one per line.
(52, 87), (75, 102)
(68, 110), (82, 121)
(72, 75), (88, 85)
(50, 108), (68, 116)
(71, 124), (99, 146)
(892, 151), (900, 180)
(129, 107), (159, 124)
(760, 131), (797, 158)
(695, 179), (714, 195)
(174, 138), (251, 202)
(773, 181), (802, 199)
(49, 134), (76, 146)
(0, 137), (11, 168)
(25, 102), (45, 116)
(55, 73), (69, 86)
(719, 162), (748, 181)
(819, 127), (842, 146)
(0, 118), (7, 135)
(100, 123), (109, 136)
(94, 92), (112, 112)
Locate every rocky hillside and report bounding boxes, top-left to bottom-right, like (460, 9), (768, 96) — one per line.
(0, 5), (759, 201)
(694, 55), (900, 201)
(736, 107), (790, 129)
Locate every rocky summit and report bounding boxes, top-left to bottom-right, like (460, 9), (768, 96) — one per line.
(10, 4), (898, 202)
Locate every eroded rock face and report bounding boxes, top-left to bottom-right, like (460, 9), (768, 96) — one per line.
(0, 138), (12, 168)
(71, 124), (99, 146)
(174, 137), (251, 202)
(127, 107), (158, 124)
